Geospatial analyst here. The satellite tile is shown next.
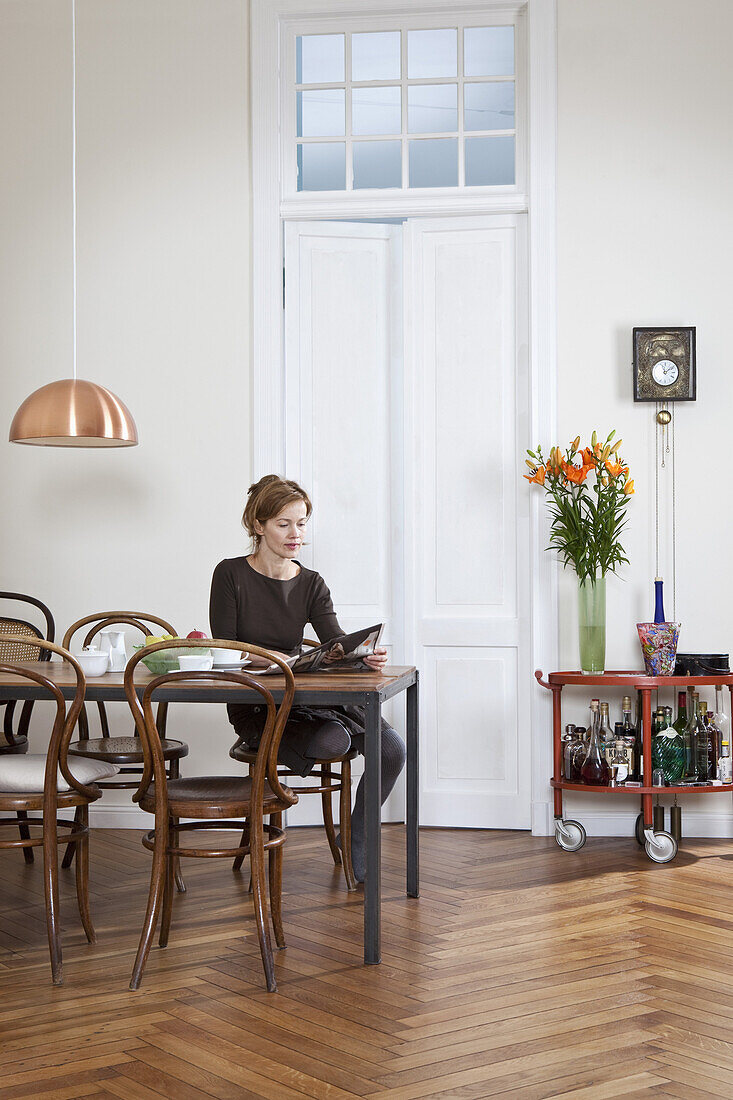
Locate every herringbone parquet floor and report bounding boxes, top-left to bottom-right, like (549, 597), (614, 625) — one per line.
(2, 826), (733, 1099)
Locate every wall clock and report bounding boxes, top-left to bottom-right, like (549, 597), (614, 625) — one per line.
(633, 327), (696, 402)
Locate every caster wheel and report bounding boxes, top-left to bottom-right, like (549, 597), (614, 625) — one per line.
(645, 830), (678, 864)
(555, 819), (586, 853)
(635, 813), (645, 847)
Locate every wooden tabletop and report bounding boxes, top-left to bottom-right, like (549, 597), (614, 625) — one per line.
(0, 661), (418, 706)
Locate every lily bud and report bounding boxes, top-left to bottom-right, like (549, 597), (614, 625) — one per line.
(591, 430), (598, 447)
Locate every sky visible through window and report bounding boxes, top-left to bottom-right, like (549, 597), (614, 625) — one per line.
(295, 26), (516, 191)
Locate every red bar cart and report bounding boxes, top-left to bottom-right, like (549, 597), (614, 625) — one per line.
(536, 669), (733, 863)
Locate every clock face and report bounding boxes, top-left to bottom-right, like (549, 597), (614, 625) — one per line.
(651, 359), (679, 386)
(633, 328), (696, 402)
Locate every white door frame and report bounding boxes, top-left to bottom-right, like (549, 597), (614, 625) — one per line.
(250, 0), (558, 834)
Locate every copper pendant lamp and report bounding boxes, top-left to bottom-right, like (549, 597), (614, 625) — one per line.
(8, 0), (138, 448)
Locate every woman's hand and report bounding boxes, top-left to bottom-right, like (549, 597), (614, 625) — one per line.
(364, 646), (388, 673)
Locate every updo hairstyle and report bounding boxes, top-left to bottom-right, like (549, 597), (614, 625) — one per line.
(242, 475), (312, 549)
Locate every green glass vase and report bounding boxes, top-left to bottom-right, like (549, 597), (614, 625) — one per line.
(578, 576), (606, 675)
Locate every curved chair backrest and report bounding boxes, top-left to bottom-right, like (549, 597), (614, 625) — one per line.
(62, 612), (176, 652)
(0, 636), (98, 804)
(0, 592), (55, 662)
(123, 639), (297, 814)
(63, 613), (176, 739)
(0, 593), (56, 751)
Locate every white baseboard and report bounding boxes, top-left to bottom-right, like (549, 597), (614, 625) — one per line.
(569, 809), (733, 839)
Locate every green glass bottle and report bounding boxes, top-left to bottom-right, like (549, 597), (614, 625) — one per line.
(652, 706), (686, 785)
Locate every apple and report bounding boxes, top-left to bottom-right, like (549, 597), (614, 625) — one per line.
(187, 629), (207, 639)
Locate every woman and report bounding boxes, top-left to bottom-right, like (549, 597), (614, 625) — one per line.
(209, 474), (405, 883)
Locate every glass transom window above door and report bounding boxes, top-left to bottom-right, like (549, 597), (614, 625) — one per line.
(294, 25), (517, 192)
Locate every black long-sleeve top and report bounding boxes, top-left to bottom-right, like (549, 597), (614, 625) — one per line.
(209, 556), (344, 653)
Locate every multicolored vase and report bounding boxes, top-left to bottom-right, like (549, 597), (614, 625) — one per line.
(636, 621), (681, 676)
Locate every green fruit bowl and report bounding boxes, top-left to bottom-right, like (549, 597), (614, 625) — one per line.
(133, 646), (190, 675)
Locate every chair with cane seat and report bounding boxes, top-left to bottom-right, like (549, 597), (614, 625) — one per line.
(124, 638), (298, 993)
(0, 636), (119, 983)
(0, 592), (56, 862)
(61, 612), (188, 890)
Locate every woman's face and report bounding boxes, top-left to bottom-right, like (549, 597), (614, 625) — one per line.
(255, 500), (308, 560)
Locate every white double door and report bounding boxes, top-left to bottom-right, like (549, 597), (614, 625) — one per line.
(284, 215), (531, 829)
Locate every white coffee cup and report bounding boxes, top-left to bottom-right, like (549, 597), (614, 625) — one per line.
(177, 653), (213, 672)
(211, 647), (247, 666)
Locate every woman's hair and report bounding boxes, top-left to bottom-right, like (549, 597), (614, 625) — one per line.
(242, 475), (312, 548)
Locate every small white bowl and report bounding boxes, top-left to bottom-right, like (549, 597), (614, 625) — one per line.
(211, 647), (248, 666)
(74, 651), (110, 677)
(178, 653), (214, 672)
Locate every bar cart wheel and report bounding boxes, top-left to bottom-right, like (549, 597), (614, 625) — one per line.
(554, 818), (586, 853)
(634, 813), (645, 846)
(644, 829), (678, 864)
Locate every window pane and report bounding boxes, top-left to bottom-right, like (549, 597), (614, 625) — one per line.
(352, 86), (401, 136)
(464, 27), (514, 77)
(353, 141), (402, 189)
(407, 28), (457, 78)
(297, 143), (346, 191)
(464, 82), (514, 131)
(465, 135), (515, 185)
(409, 138), (458, 187)
(296, 35), (345, 84)
(297, 89), (345, 137)
(352, 31), (401, 80)
(408, 84), (457, 134)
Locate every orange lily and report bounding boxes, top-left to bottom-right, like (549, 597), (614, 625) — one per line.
(623, 479), (635, 495)
(581, 447), (596, 466)
(562, 460), (589, 485)
(604, 459), (624, 479)
(524, 465), (546, 485)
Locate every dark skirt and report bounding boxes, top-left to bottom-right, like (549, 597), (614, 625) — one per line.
(227, 702), (391, 777)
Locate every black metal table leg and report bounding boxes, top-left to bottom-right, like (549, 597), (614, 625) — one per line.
(406, 674), (419, 898)
(364, 692), (382, 965)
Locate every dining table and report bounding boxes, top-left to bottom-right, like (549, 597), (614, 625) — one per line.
(0, 661), (419, 965)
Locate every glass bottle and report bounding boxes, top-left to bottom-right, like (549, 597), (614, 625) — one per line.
(654, 577), (666, 624)
(652, 705), (686, 785)
(695, 700), (711, 781)
(581, 702), (611, 785)
(719, 740), (732, 784)
(707, 710), (721, 781)
(599, 702), (613, 765)
(622, 695), (640, 780)
(672, 690), (688, 739)
(684, 691), (700, 779)
(713, 685), (730, 750)
(562, 724), (578, 780)
(570, 727), (587, 781)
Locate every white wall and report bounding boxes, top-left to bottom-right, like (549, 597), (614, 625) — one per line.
(557, 0), (733, 834)
(0, 0), (251, 824)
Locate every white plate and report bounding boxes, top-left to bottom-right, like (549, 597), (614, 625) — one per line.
(211, 658), (251, 670)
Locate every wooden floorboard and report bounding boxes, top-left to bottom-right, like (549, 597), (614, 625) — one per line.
(3, 828), (733, 1098)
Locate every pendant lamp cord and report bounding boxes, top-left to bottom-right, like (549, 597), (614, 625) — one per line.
(72, 0), (77, 381)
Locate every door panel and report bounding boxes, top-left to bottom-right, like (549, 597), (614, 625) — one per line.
(405, 215), (530, 828)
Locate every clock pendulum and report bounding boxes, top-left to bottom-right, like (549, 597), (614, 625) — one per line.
(654, 403), (676, 619)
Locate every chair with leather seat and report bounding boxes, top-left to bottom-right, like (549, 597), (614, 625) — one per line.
(0, 591), (56, 862)
(0, 635), (119, 983)
(230, 637), (357, 891)
(61, 612), (188, 891)
(124, 638), (298, 993)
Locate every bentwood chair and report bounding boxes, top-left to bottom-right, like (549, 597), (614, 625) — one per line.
(61, 613), (189, 890)
(0, 592), (55, 862)
(230, 637), (357, 890)
(0, 636), (119, 983)
(124, 638), (298, 993)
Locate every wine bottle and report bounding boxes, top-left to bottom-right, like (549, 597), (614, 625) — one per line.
(696, 701), (711, 781)
(707, 710), (721, 781)
(654, 578), (666, 624)
(622, 695), (640, 780)
(713, 685), (730, 749)
(684, 691), (700, 779)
